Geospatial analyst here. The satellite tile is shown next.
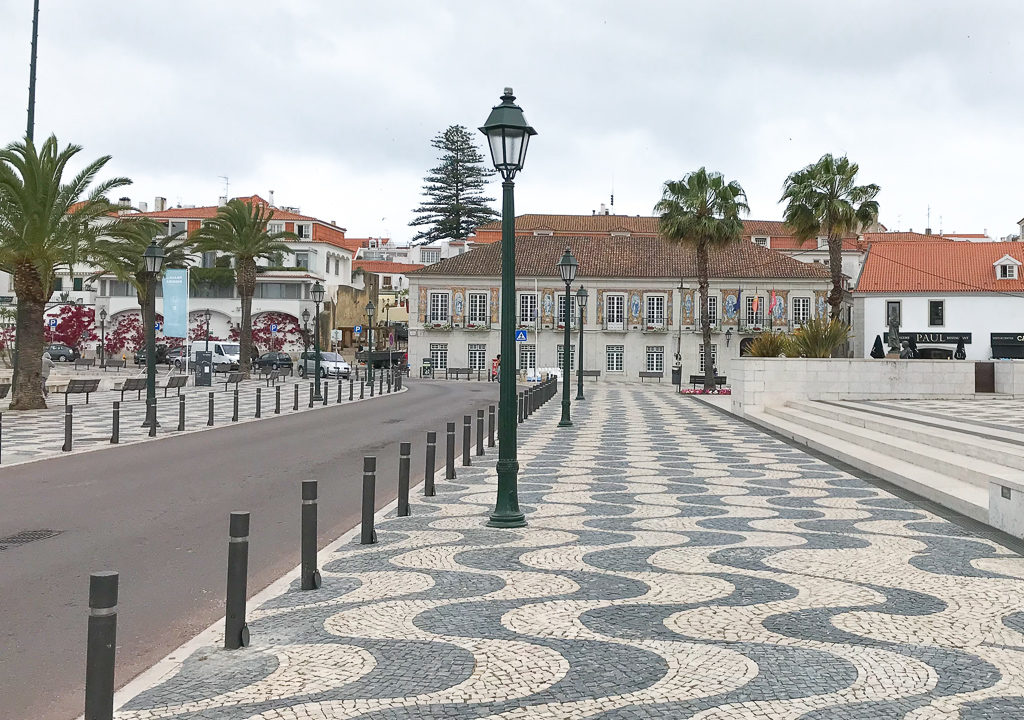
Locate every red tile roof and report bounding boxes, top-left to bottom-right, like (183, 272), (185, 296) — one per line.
(413, 236), (831, 280)
(353, 260), (425, 274)
(861, 231), (955, 244)
(856, 242), (1024, 293)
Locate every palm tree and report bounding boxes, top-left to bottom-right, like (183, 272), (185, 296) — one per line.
(656, 168), (748, 390)
(0, 136), (130, 409)
(780, 153), (880, 322)
(191, 199), (294, 378)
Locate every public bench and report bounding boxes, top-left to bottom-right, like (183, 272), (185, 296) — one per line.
(259, 369), (286, 386)
(99, 360), (126, 372)
(445, 367), (472, 380)
(74, 358), (96, 370)
(161, 374), (189, 397)
(639, 371), (664, 382)
(62, 378), (101, 405)
(0, 382), (10, 399)
(688, 374), (727, 389)
(581, 369), (601, 381)
(118, 377), (148, 401)
(223, 372), (243, 391)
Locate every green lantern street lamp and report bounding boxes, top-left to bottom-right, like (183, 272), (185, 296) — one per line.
(98, 307), (107, 364)
(556, 247), (578, 427)
(301, 307), (311, 358)
(310, 281), (325, 400)
(142, 239), (165, 428)
(575, 286), (588, 401)
(365, 300), (376, 384)
(480, 87), (536, 529)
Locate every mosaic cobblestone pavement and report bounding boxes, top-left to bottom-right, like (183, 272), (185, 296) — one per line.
(116, 387), (1024, 719)
(862, 398), (1024, 439)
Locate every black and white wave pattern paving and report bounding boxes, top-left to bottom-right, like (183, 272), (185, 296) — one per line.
(117, 388), (1024, 720)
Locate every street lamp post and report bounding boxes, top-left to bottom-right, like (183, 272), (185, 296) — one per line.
(556, 247), (578, 428)
(575, 286), (587, 401)
(142, 240), (165, 427)
(204, 309), (211, 353)
(311, 282), (325, 399)
(365, 300), (375, 384)
(98, 308), (107, 364)
(301, 308), (311, 359)
(480, 87), (536, 528)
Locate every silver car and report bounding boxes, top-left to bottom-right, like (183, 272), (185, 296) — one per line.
(298, 351), (351, 379)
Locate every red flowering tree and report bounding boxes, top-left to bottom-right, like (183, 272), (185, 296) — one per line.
(47, 305), (98, 350)
(188, 313), (221, 344)
(251, 313), (301, 352)
(105, 314), (144, 356)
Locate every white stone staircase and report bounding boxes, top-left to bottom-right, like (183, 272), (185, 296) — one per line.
(742, 399), (1024, 531)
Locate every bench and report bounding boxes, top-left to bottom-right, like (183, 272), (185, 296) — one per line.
(688, 374), (727, 389)
(581, 369), (601, 381)
(639, 371), (664, 382)
(62, 378), (101, 405)
(0, 382), (11, 399)
(118, 377), (148, 401)
(161, 375), (189, 397)
(223, 372), (243, 390)
(74, 358), (96, 370)
(99, 360), (126, 372)
(260, 369), (286, 386)
(445, 367), (472, 380)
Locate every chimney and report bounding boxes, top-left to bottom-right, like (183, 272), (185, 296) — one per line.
(269, 190), (275, 206)
(118, 197), (131, 208)
(138, 201), (148, 212)
(154, 196), (167, 212)
(218, 196), (228, 206)
(925, 227), (932, 235)
(599, 202), (607, 215)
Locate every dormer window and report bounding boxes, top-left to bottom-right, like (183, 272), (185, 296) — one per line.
(752, 236), (769, 248)
(816, 237), (829, 250)
(993, 254), (1021, 279)
(533, 230), (553, 236)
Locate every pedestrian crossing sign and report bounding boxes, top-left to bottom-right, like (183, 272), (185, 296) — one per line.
(515, 330), (528, 342)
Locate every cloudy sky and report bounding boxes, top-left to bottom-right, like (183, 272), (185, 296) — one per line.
(1, 1), (1022, 240)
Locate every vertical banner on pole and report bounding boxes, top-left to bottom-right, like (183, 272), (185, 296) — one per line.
(162, 268), (189, 373)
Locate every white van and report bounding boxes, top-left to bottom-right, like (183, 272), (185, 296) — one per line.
(189, 341), (241, 370)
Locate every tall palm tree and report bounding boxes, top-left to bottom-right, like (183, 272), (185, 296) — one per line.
(0, 136), (130, 409)
(781, 153), (880, 321)
(656, 168), (748, 390)
(191, 199), (293, 377)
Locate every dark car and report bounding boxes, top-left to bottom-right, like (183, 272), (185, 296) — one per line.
(254, 351), (293, 372)
(134, 344), (169, 365)
(45, 342), (79, 362)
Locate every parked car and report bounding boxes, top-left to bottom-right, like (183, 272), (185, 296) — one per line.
(254, 351), (293, 372)
(188, 341), (240, 371)
(167, 346), (187, 368)
(134, 344), (169, 365)
(298, 351), (350, 379)
(45, 343), (79, 362)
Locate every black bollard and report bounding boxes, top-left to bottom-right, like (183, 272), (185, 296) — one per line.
(178, 394), (185, 431)
(208, 392), (215, 426)
(231, 388), (239, 422)
(349, 379), (354, 401)
(476, 409), (484, 456)
(360, 380), (365, 399)
(462, 415), (471, 467)
(337, 379), (343, 403)
(361, 456), (377, 544)
(379, 373), (384, 396)
(369, 376), (375, 397)
(398, 442), (411, 517)
(293, 383), (299, 411)
(424, 431), (436, 496)
(255, 387), (261, 419)
(62, 405), (73, 451)
(518, 392), (524, 423)
(323, 381), (328, 406)
(446, 422), (456, 479)
(387, 371), (392, 394)
(149, 398), (157, 437)
(85, 571), (118, 720)
(488, 404), (495, 448)
(224, 511), (250, 649)
(275, 385), (281, 414)
(301, 480), (321, 590)
(110, 402), (120, 444)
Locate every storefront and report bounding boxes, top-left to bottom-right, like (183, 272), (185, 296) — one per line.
(991, 333), (1024, 359)
(884, 331), (971, 359)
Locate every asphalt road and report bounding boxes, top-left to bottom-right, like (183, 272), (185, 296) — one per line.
(0, 378), (499, 720)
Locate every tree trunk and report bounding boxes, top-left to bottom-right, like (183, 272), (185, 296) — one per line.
(237, 258), (256, 379)
(698, 240), (714, 391)
(10, 262), (47, 410)
(827, 232), (846, 357)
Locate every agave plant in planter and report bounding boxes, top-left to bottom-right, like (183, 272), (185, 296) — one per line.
(744, 330), (795, 357)
(789, 316), (850, 358)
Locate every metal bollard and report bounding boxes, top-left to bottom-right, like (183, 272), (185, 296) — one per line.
(208, 392), (215, 426)
(62, 405), (73, 451)
(110, 402), (120, 444)
(446, 422), (456, 479)
(308, 382), (314, 408)
(337, 379), (343, 403)
(518, 392), (524, 423)
(488, 405), (495, 448)
(178, 394), (185, 431)
(301, 480), (321, 590)
(462, 415), (471, 467)
(293, 383), (299, 411)
(477, 367), (482, 382)
(361, 456), (377, 544)
(379, 373), (384, 396)
(424, 431), (436, 496)
(476, 409), (484, 456)
(349, 379), (354, 401)
(398, 442), (411, 517)
(387, 371), (392, 394)
(255, 387), (261, 418)
(323, 381), (329, 406)
(275, 385), (281, 414)
(85, 571), (118, 720)
(360, 380), (365, 399)
(224, 511), (250, 649)
(369, 377), (375, 397)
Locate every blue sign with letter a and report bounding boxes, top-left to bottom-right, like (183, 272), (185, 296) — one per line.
(515, 330), (528, 342)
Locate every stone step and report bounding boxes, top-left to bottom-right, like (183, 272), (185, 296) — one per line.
(843, 399), (1024, 445)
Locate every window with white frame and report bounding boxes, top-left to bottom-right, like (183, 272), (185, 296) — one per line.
(699, 344), (718, 374)
(706, 295), (718, 327)
(645, 294), (666, 327)
(382, 275), (393, 289)
(792, 296), (811, 325)
(745, 296), (765, 326)
(646, 346), (664, 373)
(428, 292), (450, 323)
(295, 223), (311, 239)
(422, 248), (440, 264)
(267, 222), (284, 235)
(468, 292), (489, 325)
(816, 236), (829, 250)
(294, 251), (309, 270)
(556, 344), (576, 370)
(999, 263), (1018, 279)
(518, 293), (537, 324)
(468, 343), (487, 370)
(557, 294), (576, 327)
(605, 293), (625, 330)
(753, 236), (769, 248)
(430, 343), (448, 370)
(518, 343), (536, 371)
(606, 344), (624, 372)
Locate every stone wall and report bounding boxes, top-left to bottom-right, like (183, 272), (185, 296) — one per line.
(994, 360), (1024, 396)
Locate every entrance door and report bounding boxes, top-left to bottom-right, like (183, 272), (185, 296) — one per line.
(606, 294), (625, 330)
(975, 362), (995, 393)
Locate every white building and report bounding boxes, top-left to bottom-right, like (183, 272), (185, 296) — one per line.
(853, 241), (1024, 360)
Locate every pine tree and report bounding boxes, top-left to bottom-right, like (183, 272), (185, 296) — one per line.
(409, 125), (498, 244)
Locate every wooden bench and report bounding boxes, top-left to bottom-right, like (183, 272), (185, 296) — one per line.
(581, 369), (601, 381)
(223, 372), (243, 390)
(118, 377), (148, 401)
(62, 378), (101, 405)
(445, 367), (472, 380)
(688, 374), (727, 389)
(99, 360), (126, 372)
(639, 371), (664, 382)
(161, 375), (189, 397)
(74, 358), (96, 370)
(260, 369), (286, 386)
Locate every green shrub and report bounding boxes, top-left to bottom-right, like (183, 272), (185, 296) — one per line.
(744, 331), (794, 357)
(789, 316), (851, 358)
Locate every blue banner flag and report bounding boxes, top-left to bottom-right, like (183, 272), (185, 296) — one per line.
(162, 268), (189, 338)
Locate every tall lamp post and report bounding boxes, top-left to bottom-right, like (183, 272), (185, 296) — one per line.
(480, 87), (536, 528)
(310, 282), (325, 400)
(301, 308), (311, 359)
(365, 300), (375, 384)
(204, 308), (212, 352)
(98, 308), (107, 364)
(142, 239), (165, 427)
(556, 247), (578, 427)
(575, 286), (587, 401)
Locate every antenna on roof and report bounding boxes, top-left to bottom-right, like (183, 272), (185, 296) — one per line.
(925, 204), (931, 235)
(610, 171), (615, 212)
(218, 175), (230, 200)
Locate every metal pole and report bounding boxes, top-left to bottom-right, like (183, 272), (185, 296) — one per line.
(379, 373), (384, 396)
(110, 402), (119, 444)
(224, 511), (250, 649)
(387, 370), (392, 393)
(349, 378), (354, 401)
(208, 392), (214, 426)
(559, 281), (573, 427)
(255, 387), (261, 418)
(322, 381), (328, 406)
(369, 375), (375, 397)
(488, 405), (495, 447)
(232, 388), (239, 422)
(476, 409), (484, 456)
(300, 480), (320, 590)
(446, 421), (456, 479)
(308, 382), (314, 408)
(312, 302), (322, 400)
(424, 431), (436, 496)
(398, 442), (410, 517)
(337, 379), (343, 403)
(143, 275), (158, 429)
(293, 383), (299, 411)
(178, 394), (185, 431)
(577, 301), (585, 401)
(61, 405), (72, 451)
(275, 385), (281, 414)
(84, 570), (117, 720)
(462, 415), (471, 466)
(360, 456), (377, 544)
(360, 380), (365, 399)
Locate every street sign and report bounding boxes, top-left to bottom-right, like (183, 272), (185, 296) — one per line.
(155, 321), (162, 331)
(48, 318), (57, 327)
(270, 323), (278, 332)
(515, 330), (528, 342)
(354, 324), (363, 334)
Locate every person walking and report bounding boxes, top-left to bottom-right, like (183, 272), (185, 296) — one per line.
(41, 351), (55, 397)
(491, 354), (501, 382)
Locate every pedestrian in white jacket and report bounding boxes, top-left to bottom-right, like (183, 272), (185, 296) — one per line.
(41, 352), (55, 397)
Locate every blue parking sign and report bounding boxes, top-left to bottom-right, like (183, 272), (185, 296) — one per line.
(354, 324), (363, 334)
(270, 323), (278, 333)
(48, 318), (57, 328)
(155, 321), (162, 331)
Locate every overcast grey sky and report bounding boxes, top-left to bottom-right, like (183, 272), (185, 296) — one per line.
(1, 0), (1022, 239)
